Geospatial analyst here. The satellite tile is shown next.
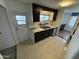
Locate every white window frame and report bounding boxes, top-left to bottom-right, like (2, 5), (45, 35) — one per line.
(14, 12), (27, 26)
(40, 14), (49, 22)
(15, 15), (26, 25)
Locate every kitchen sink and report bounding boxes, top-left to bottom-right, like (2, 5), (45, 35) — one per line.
(40, 26), (51, 29)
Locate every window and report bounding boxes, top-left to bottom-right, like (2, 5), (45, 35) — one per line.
(40, 15), (49, 21)
(15, 15), (26, 25)
(68, 16), (78, 27)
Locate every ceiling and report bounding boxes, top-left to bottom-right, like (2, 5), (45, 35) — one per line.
(16, 0), (79, 9)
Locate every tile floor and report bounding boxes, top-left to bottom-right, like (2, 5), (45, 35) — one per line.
(58, 30), (70, 42)
(17, 36), (66, 59)
(0, 46), (16, 59)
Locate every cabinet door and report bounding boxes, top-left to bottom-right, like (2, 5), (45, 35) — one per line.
(32, 4), (40, 22)
(34, 28), (54, 43)
(35, 30), (50, 42)
(50, 28), (54, 36)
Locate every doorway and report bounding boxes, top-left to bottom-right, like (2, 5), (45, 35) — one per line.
(10, 12), (29, 43)
(58, 13), (78, 43)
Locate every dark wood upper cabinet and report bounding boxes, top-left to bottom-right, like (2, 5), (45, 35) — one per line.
(32, 3), (58, 22)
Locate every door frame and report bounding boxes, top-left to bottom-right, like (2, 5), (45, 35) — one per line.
(9, 11), (29, 42)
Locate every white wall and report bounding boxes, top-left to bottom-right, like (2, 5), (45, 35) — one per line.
(0, 6), (17, 50)
(61, 13), (71, 25)
(0, 0), (33, 50)
(4, 0), (32, 43)
(53, 9), (65, 35)
(54, 9), (65, 26)
(0, 0), (6, 7)
(26, 3), (34, 41)
(65, 4), (79, 13)
(4, 0), (26, 12)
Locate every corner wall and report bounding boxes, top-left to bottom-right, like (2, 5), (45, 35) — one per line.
(53, 9), (65, 35)
(0, 0), (6, 7)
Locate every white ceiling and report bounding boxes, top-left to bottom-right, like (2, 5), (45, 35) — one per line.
(16, 0), (79, 9)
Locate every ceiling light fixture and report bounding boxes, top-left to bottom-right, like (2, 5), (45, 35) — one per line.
(59, 0), (75, 7)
